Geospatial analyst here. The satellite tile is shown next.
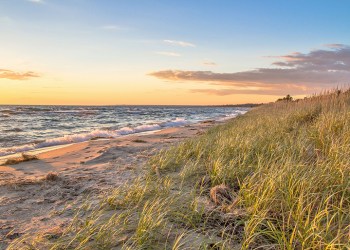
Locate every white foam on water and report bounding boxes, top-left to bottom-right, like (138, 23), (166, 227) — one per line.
(0, 105), (250, 158)
(217, 110), (248, 121)
(0, 118), (190, 157)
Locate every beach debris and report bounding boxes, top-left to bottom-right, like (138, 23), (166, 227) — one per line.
(202, 120), (215, 123)
(2, 153), (38, 165)
(43, 226), (63, 240)
(6, 231), (21, 240)
(90, 136), (109, 141)
(132, 139), (147, 143)
(209, 184), (234, 205)
(45, 172), (59, 181)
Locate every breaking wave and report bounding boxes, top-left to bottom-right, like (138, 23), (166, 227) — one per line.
(0, 118), (189, 156)
(217, 110), (248, 121)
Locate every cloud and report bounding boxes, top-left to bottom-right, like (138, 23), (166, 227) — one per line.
(202, 61), (217, 66)
(149, 45), (350, 95)
(190, 86), (309, 96)
(27, 0), (44, 4)
(324, 44), (347, 49)
(0, 69), (39, 80)
(164, 40), (195, 47)
(155, 51), (181, 57)
(271, 45), (350, 71)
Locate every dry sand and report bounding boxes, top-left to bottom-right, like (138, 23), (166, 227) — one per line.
(0, 120), (219, 249)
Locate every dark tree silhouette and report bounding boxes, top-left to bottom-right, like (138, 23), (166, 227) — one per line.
(276, 94), (293, 102)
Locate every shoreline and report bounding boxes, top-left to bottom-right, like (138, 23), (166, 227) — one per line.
(0, 119), (224, 248)
(0, 129), (165, 165)
(0, 118), (230, 161)
(0, 105), (248, 160)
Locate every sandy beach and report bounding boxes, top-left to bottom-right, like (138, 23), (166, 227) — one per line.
(2, 0), (348, 248)
(0, 120), (219, 248)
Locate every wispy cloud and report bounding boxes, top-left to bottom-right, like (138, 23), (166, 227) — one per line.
(27, 0), (45, 4)
(155, 51), (181, 57)
(149, 45), (350, 95)
(0, 69), (40, 80)
(163, 40), (195, 47)
(190, 86), (309, 96)
(202, 61), (217, 66)
(324, 43), (347, 49)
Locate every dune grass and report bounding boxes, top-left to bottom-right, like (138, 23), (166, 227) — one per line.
(9, 90), (350, 249)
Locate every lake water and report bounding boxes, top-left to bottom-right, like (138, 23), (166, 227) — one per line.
(0, 105), (248, 156)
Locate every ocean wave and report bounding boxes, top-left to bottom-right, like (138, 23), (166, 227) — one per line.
(19, 107), (52, 112)
(0, 109), (17, 115)
(4, 107), (99, 115)
(160, 118), (189, 127)
(217, 110), (248, 121)
(3, 128), (23, 132)
(0, 118), (190, 157)
(51, 110), (98, 115)
(0, 105), (250, 157)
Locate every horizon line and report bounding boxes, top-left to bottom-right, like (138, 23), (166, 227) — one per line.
(0, 103), (263, 107)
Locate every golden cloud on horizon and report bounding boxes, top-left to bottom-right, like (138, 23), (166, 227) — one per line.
(148, 45), (350, 95)
(0, 69), (39, 80)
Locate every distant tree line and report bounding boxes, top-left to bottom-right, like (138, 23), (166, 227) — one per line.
(276, 94), (293, 102)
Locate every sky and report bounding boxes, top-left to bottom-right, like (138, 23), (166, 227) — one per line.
(0, 0), (349, 105)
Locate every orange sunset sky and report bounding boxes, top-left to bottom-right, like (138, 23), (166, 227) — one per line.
(1, 0), (349, 105)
